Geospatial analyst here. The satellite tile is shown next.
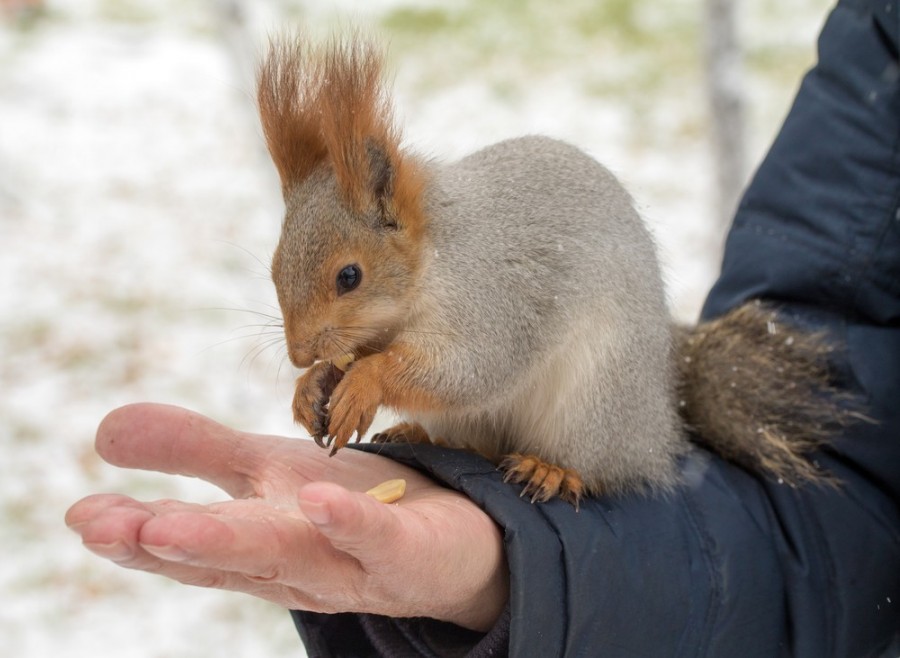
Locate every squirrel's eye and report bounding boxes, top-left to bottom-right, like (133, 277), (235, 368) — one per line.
(336, 264), (362, 295)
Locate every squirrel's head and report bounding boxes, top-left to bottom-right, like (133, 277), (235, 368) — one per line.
(259, 34), (428, 368)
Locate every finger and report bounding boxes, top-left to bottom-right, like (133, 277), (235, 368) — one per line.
(297, 481), (405, 563)
(122, 503), (371, 613)
(75, 502), (157, 563)
(69, 496), (212, 551)
(135, 504), (356, 584)
(65, 493), (143, 530)
(95, 403), (261, 498)
(296, 481), (428, 614)
(71, 503), (314, 608)
(300, 483), (510, 630)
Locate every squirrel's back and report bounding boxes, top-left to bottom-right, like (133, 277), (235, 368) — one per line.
(406, 136), (684, 493)
(430, 136), (665, 341)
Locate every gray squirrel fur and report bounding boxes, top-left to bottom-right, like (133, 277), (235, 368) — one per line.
(259, 34), (847, 503)
(404, 136), (684, 493)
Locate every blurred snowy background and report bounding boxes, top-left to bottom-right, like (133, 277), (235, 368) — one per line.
(0, 0), (829, 656)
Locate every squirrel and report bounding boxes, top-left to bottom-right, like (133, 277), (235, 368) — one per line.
(256, 34), (857, 506)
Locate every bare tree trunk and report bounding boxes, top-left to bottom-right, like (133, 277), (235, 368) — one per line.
(703, 0), (747, 249)
(211, 0), (281, 173)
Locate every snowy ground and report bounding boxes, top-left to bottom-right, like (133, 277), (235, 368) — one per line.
(0, 0), (829, 656)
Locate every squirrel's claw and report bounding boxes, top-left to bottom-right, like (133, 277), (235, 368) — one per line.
(313, 426), (334, 450)
(311, 399), (332, 448)
(500, 454), (584, 509)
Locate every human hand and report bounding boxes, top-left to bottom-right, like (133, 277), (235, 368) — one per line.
(65, 403), (508, 632)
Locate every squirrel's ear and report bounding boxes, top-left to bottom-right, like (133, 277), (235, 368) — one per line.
(366, 139), (405, 229)
(367, 139), (393, 203)
(257, 35), (328, 195)
(366, 140), (430, 235)
(317, 36), (428, 236)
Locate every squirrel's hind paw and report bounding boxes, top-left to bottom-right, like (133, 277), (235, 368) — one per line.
(371, 422), (434, 446)
(499, 454), (583, 509)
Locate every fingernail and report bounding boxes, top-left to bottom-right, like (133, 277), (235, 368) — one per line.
(84, 540), (134, 562)
(66, 520), (87, 533)
(301, 499), (332, 526)
(141, 543), (191, 562)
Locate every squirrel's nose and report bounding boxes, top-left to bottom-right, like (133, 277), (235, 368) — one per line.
(288, 346), (315, 369)
(282, 318), (317, 368)
(285, 333), (316, 368)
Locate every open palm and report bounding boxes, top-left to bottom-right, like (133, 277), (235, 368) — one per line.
(65, 403), (507, 632)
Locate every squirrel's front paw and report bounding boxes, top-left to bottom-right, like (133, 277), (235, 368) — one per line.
(326, 362), (382, 456)
(292, 361), (344, 446)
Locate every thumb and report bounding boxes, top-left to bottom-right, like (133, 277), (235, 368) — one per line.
(95, 403), (257, 499)
(297, 481), (406, 560)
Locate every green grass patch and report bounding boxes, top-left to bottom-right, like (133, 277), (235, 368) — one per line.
(378, 0), (702, 103)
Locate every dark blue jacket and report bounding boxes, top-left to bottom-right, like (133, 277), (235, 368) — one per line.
(293, 1), (900, 654)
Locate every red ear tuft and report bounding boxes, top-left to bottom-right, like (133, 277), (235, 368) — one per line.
(258, 33), (429, 235)
(317, 36), (389, 211)
(316, 36), (428, 232)
(257, 35), (328, 194)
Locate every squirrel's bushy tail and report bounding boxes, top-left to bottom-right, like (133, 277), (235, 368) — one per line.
(675, 301), (863, 485)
